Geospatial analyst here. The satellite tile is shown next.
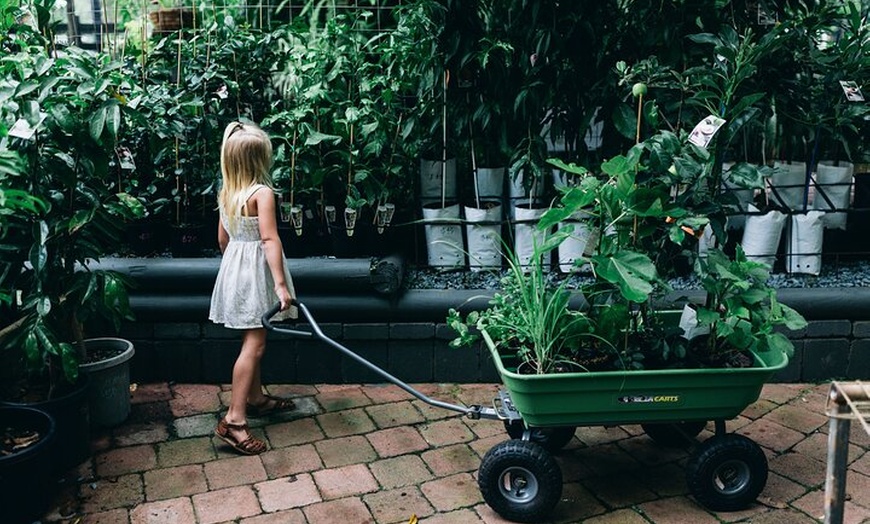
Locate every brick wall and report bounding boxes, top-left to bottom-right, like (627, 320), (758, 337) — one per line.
(120, 317), (870, 386)
(121, 319), (500, 386)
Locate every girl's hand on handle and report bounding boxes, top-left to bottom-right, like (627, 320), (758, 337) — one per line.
(275, 284), (293, 311)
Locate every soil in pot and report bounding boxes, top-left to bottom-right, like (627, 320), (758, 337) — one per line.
(0, 374), (91, 476)
(0, 406), (57, 524)
(685, 336), (756, 369)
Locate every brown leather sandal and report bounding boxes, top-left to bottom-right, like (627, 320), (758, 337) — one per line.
(247, 394), (296, 417)
(214, 419), (267, 455)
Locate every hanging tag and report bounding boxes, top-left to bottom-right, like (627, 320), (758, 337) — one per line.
(840, 80), (865, 102)
(688, 115), (726, 149)
(117, 147), (136, 171)
(8, 113), (46, 140)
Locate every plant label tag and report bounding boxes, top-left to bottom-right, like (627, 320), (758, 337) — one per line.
(840, 80), (864, 102)
(679, 304), (709, 340)
(688, 115), (726, 149)
(117, 147), (136, 171)
(753, 2), (777, 25)
(8, 114), (46, 140)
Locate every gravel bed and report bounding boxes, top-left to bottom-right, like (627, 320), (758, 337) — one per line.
(402, 259), (870, 291)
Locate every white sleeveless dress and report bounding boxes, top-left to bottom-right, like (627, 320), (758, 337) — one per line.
(209, 184), (298, 329)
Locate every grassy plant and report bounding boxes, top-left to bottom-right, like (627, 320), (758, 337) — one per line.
(447, 230), (603, 374)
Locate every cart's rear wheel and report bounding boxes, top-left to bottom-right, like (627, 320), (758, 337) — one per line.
(504, 420), (576, 452)
(478, 439), (562, 524)
(686, 433), (768, 511)
(642, 420), (707, 448)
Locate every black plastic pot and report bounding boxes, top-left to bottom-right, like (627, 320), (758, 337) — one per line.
(1, 374), (91, 476)
(0, 406), (57, 524)
(126, 218), (169, 256)
(278, 217), (330, 258)
(170, 223), (206, 257)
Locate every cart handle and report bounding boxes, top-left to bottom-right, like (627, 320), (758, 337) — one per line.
(261, 300), (314, 339)
(261, 300), (497, 420)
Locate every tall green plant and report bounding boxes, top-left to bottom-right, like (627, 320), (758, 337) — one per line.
(447, 231), (597, 374)
(0, 31), (145, 395)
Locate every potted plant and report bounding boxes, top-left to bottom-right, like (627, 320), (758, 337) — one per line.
(266, 22), (333, 257)
(691, 246), (807, 366)
(0, 150), (59, 520)
(0, 21), (144, 465)
(809, 5), (869, 234)
(0, 405), (57, 523)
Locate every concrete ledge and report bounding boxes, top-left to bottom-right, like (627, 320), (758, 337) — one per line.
(95, 258), (870, 384)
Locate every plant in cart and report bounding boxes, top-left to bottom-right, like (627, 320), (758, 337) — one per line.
(447, 230), (602, 376)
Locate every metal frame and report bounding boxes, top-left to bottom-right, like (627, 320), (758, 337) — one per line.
(262, 300), (504, 421)
(825, 381), (870, 524)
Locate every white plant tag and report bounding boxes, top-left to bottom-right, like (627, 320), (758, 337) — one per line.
(679, 304), (709, 341)
(8, 114), (46, 140)
(840, 80), (864, 102)
(688, 115), (726, 148)
(117, 147), (136, 171)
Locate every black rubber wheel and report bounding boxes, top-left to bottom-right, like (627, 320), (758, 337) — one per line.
(504, 420), (576, 452)
(686, 433), (768, 511)
(478, 439), (563, 523)
(642, 420), (707, 448)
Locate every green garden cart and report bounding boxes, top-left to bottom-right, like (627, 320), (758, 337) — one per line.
(264, 301), (787, 523)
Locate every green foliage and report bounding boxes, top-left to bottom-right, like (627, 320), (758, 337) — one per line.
(0, 25), (145, 394)
(694, 247), (807, 359)
(264, 5), (430, 216)
(134, 15), (285, 225)
(447, 232), (599, 374)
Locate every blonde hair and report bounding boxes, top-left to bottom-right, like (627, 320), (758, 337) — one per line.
(218, 121), (274, 234)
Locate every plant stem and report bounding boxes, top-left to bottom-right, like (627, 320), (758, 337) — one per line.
(635, 93), (643, 144)
(290, 129), (297, 208)
(441, 69), (448, 209)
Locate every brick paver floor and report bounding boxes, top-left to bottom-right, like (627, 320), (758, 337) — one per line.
(41, 382), (870, 523)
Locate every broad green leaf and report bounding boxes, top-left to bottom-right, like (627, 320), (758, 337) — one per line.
(68, 209), (94, 233)
(15, 80), (40, 98)
(36, 297), (51, 316)
(90, 106), (107, 141)
(601, 155), (632, 178)
(765, 332), (795, 358)
(687, 33), (720, 46)
(116, 193), (146, 218)
(24, 332), (40, 365)
(304, 130), (342, 146)
(106, 102), (121, 140)
(591, 250), (657, 303)
(60, 342), (79, 382)
(611, 103), (637, 140)
(546, 158), (588, 176)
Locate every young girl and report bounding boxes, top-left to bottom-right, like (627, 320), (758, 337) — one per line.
(209, 121), (298, 455)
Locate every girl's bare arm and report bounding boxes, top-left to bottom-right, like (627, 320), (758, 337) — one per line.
(217, 219), (229, 254)
(253, 187), (293, 310)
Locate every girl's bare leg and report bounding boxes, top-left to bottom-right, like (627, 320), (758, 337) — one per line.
(223, 328), (267, 442)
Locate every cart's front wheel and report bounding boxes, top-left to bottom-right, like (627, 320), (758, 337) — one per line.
(504, 420), (576, 452)
(686, 433), (768, 511)
(642, 420), (707, 448)
(478, 440), (562, 523)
